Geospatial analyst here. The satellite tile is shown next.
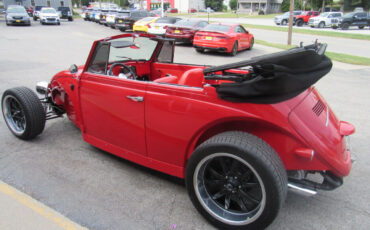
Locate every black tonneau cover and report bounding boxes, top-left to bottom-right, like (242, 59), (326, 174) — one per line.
(204, 43), (332, 104)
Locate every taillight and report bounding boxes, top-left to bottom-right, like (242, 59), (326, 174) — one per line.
(147, 24), (151, 28)
(163, 26), (168, 29)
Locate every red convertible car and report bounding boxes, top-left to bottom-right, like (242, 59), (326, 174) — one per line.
(1, 34), (354, 230)
(193, 23), (254, 56)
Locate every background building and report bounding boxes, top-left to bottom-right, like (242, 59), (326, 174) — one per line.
(145, 0), (205, 12)
(237, 0), (282, 14)
(3, 0), (70, 9)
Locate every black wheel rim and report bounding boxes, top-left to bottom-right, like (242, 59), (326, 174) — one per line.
(2, 95), (26, 135)
(232, 43), (237, 55)
(194, 153), (266, 225)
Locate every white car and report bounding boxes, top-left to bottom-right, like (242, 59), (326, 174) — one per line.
(308, 12), (343, 28)
(39, 7), (60, 25)
(147, 17), (181, 36)
(106, 10), (119, 28)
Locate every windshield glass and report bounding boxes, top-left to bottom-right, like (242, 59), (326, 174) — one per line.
(109, 36), (158, 62)
(283, 12), (289, 16)
(344, 12), (356, 18)
(58, 7), (70, 11)
(203, 24), (231, 32)
(294, 11), (301, 15)
(174, 20), (198, 27)
(320, 12), (329, 17)
(7, 7), (26, 13)
(156, 17), (177, 23)
(42, 8), (56, 14)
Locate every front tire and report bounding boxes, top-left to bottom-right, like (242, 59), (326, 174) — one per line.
(281, 19), (287, 26)
(318, 22), (325, 28)
(341, 22), (349, 30)
(248, 37), (254, 50)
(2, 87), (46, 140)
(296, 19), (304, 27)
(358, 26), (364, 29)
(119, 28), (126, 32)
(186, 131), (287, 230)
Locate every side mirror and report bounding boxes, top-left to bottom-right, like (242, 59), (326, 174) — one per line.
(69, 64), (78, 74)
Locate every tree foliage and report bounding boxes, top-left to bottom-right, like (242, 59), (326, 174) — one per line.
(281, 0), (302, 12)
(205, 0), (224, 11)
(229, 0), (238, 10)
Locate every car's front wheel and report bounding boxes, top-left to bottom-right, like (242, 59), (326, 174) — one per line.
(186, 131), (287, 230)
(248, 38), (254, 50)
(318, 22), (325, 28)
(281, 19), (287, 26)
(296, 19), (304, 27)
(2, 87), (46, 140)
(119, 28), (126, 32)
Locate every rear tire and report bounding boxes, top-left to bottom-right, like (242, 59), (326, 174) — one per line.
(119, 28), (126, 32)
(248, 37), (254, 50)
(2, 87), (46, 140)
(186, 131), (287, 230)
(296, 19), (304, 27)
(196, 48), (204, 53)
(230, 42), (238, 56)
(33, 16), (37, 21)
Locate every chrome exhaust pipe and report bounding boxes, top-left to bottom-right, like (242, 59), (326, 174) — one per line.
(288, 183), (317, 196)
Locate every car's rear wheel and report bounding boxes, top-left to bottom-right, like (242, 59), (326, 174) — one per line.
(186, 131), (287, 230)
(248, 38), (254, 50)
(296, 19), (304, 27)
(2, 87), (46, 140)
(196, 48), (204, 53)
(119, 28), (126, 32)
(318, 22), (325, 28)
(341, 23), (349, 30)
(230, 42), (238, 56)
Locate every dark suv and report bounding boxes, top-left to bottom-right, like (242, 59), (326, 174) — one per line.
(115, 10), (150, 32)
(336, 12), (370, 29)
(57, 7), (73, 21)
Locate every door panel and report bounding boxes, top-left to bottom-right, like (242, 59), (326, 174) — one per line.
(80, 73), (147, 156)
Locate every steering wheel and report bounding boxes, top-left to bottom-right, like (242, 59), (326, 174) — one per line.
(107, 63), (136, 80)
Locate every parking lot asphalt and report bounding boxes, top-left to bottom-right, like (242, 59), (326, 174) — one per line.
(1, 18), (370, 230)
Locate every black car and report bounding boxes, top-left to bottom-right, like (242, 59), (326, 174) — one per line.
(57, 7), (73, 21)
(335, 12), (370, 29)
(115, 10), (151, 32)
(6, 5), (31, 26)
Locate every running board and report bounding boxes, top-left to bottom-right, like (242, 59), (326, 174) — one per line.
(288, 183), (317, 196)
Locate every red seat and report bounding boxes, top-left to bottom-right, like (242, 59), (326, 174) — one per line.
(153, 75), (178, 84)
(178, 68), (205, 88)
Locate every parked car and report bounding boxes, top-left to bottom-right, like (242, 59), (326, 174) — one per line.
(83, 8), (93, 21)
(295, 11), (320, 27)
(150, 9), (162, 17)
(57, 6), (73, 21)
(1, 33), (354, 230)
(25, 6), (33, 17)
(147, 17), (181, 36)
(165, 19), (208, 43)
(274, 11), (302, 25)
(115, 10), (151, 32)
(308, 12), (342, 28)
(167, 8), (178, 13)
(99, 9), (109, 24)
(5, 5), (31, 26)
(193, 23), (254, 56)
(33, 5), (45, 21)
(106, 9), (119, 28)
(92, 9), (102, 23)
(39, 7), (60, 25)
(133, 17), (159, 33)
(0, 8), (6, 14)
(336, 12), (370, 29)
(188, 8), (197, 13)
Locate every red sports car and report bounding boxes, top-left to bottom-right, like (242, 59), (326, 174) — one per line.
(1, 34), (354, 230)
(193, 23), (254, 56)
(165, 19), (208, 43)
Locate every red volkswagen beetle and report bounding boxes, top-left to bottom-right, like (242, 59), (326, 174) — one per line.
(194, 23), (254, 56)
(1, 34), (354, 230)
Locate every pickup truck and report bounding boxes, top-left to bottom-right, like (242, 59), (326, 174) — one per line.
(334, 12), (370, 29)
(295, 11), (320, 26)
(308, 12), (343, 28)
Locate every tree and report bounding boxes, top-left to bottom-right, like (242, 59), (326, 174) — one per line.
(281, 0), (302, 12)
(229, 0), (238, 10)
(205, 0), (224, 11)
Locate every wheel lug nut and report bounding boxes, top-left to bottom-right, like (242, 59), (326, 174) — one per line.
(225, 176), (228, 179)
(239, 185), (242, 188)
(234, 176), (237, 179)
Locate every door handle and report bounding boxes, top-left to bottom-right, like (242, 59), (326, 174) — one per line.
(126, 95), (144, 102)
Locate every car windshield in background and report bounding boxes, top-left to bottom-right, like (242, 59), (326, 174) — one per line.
(156, 17), (177, 23)
(343, 12), (356, 18)
(7, 7), (26, 13)
(35, 6), (44, 11)
(118, 12), (130, 16)
(294, 11), (302, 15)
(203, 24), (231, 32)
(58, 7), (70, 12)
(42, 9), (56, 14)
(140, 17), (156, 22)
(109, 37), (158, 62)
(175, 20), (198, 27)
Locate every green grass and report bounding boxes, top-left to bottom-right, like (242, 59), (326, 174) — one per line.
(243, 24), (370, 41)
(255, 39), (370, 66)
